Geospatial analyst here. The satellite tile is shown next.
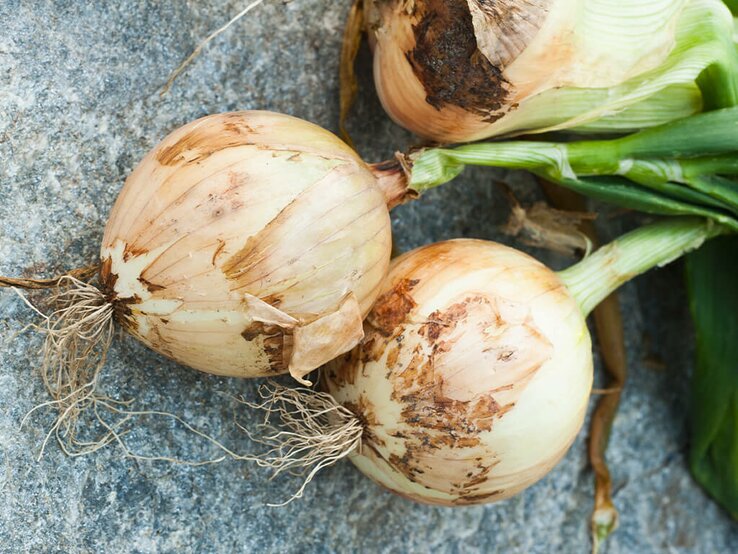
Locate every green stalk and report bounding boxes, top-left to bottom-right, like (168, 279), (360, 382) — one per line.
(682, 175), (738, 214)
(621, 160), (738, 215)
(409, 108), (738, 194)
(406, 108), (738, 229)
(557, 218), (725, 317)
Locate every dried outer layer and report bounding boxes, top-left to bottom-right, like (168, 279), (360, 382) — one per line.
(324, 239), (593, 505)
(100, 111), (392, 382)
(367, 0), (691, 142)
(367, 0), (550, 141)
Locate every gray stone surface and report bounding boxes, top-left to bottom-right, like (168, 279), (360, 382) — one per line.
(0, 1), (736, 552)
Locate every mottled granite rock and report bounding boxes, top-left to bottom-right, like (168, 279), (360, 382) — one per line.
(0, 1), (736, 552)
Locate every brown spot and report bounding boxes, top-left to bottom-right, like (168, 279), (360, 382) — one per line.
(323, 347), (361, 389)
(123, 243), (148, 262)
(260, 293), (283, 308)
(406, 0), (508, 119)
(389, 452), (426, 484)
(138, 276), (166, 293)
(148, 322), (175, 359)
(367, 278), (419, 335)
(156, 115), (255, 167)
(453, 489), (505, 505)
(385, 343), (400, 369)
(99, 256), (116, 296)
(211, 239), (226, 266)
(111, 294), (141, 332)
(378, 294), (551, 486)
(99, 256), (139, 331)
(418, 301), (469, 342)
(345, 396), (386, 448)
(241, 322), (288, 372)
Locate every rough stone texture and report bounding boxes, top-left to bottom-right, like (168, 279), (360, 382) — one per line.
(0, 1), (736, 552)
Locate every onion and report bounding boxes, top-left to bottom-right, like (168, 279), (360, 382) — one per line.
(253, 217), (723, 505)
(324, 239), (592, 504)
(99, 111), (394, 383)
(364, 0), (735, 142)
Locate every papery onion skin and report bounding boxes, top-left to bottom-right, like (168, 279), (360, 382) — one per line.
(324, 239), (592, 505)
(100, 111), (392, 382)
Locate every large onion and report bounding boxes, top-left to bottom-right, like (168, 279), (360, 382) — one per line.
(323, 239), (592, 504)
(365, 0), (733, 142)
(100, 111), (392, 382)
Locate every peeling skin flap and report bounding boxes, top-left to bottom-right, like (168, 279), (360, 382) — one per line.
(288, 293), (365, 385)
(242, 292), (298, 328)
(466, 0), (550, 69)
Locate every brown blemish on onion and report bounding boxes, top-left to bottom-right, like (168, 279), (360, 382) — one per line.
(418, 300), (469, 342)
(375, 293), (553, 489)
(406, 0), (509, 120)
(241, 322), (288, 372)
(324, 347), (361, 389)
(111, 294), (141, 332)
(385, 343), (401, 369)
(211, 239), (226, 266)
(99, 256), (116, 295)
(345, 395), (386, 448)
(138, 276), (166, 293)
(98, 257), (137, 331)
(122, 243), (149, 262)
(367, 278), (419, 335)
(260, 293), (283, 308)
(453, 489), (505, 505)
(156, 116), (256, 167)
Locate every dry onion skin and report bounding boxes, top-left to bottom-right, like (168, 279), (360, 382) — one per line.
(99, 111), (394, 383)
(253, 218), (722, 506)
(364, 0), (734, 142)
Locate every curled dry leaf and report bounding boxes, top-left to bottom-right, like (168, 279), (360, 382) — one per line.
(501, 183), (595, 257)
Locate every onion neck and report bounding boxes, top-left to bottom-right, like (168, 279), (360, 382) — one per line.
(369, 155), (418, 209)
(558, 217), (726, 318)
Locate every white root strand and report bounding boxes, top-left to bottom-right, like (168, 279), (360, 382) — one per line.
(237, 380), (363, 506)
(13, 276), (256, 465)
(14, 275), (116, 458)
(12, 276), (361, 492)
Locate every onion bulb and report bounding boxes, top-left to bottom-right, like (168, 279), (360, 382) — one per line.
(311, 218), (721, 505)
(323, 239), (591, 504)
(100, 111), (392, 383)
(365, 0), (734, 142)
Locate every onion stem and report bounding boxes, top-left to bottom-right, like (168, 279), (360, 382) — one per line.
(405, 108), (738, 230)
(558, 217), (725, 317)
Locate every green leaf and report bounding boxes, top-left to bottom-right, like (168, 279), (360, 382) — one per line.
(540, 174), (738, 231)
(686, 237), (738, 519)
(614, 107), (738, 158)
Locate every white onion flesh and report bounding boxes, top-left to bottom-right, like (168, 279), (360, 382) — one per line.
(100, 111), (392, 382)
(324, 239), (592, 505)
